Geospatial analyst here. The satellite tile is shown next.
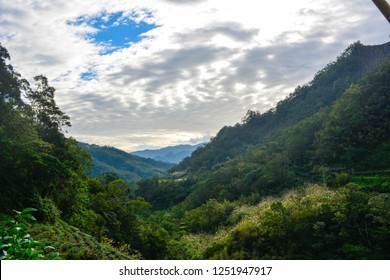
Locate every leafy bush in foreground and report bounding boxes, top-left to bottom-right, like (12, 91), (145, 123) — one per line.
(0, 208), (60, 260)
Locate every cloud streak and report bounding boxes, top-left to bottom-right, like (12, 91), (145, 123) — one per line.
(0, 0), (388, 151)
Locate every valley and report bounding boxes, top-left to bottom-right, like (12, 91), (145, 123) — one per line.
(1, 41), (389, 260)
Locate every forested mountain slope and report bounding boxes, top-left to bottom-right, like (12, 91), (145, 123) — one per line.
(174, 42), (390, 174)
(139, 42), (390, 211)
(132, 44), (390, 260)
(79, 142), (174, 183)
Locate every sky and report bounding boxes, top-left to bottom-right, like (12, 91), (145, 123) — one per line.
(0, 0), (389, 152)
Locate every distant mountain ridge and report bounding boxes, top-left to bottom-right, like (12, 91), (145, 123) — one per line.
(131, 143), (207, 164)
(78, 142), (174, 184)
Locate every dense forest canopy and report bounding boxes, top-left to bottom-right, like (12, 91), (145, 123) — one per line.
(1, 41), (389, 260)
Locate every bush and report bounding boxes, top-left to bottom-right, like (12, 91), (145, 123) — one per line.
(335, 173), (350, 187)
(183, 199), (234, 233)
(35, 196), (62, 223)
(0, 208), (60, 260)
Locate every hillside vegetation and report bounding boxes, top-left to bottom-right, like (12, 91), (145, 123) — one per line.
(1, 41), (389, 260)
(78, 142), (174, 184)
(175, 42), (390, 174)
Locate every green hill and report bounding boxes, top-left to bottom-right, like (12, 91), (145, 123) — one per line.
(135, 42), (390, 260)
(136, 42), (390, 211)
(174, 41), (390, 175)
(78, 142), (174, 184)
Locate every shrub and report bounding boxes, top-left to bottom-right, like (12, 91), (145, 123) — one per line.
(0, 208), (60, 260)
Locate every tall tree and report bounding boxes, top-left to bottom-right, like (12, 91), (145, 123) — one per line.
(0, 43), (29, 104)
(26, 75), (71, 133)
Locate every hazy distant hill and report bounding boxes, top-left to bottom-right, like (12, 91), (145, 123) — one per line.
(78, 142), (174, 183)
(131, 143), (206, 164)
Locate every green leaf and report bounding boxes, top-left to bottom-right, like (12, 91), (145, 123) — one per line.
(30, 241), (45, 248)
(10, 227), (25, 234)
(2, 219), (16, 226)
(0, 243), (11, 250)
(13, 223), (28, 230)
(29, 249), (44, 257)
(7, 247), (15, 254)
(19, 214), (37, 221)
(2, 235), (12, 241)
(21, 208), (38, 214)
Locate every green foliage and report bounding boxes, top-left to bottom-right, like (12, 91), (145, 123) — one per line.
(183, 199), (234, 233)
(335, 173), (351, 187)
(207, 185), (390, 259)
(315, 61), (390, 169)
(170, 233), (219, 260)
(351, 175), (390, 189)
(29, 219), (135, 260)
(0, 43), (143, 259)
(0, 43), (27, 104)
(26, 75), (71, 132)
(35, 196), (62, 223)
(136, 177), (194, 210)
(0, 208), (59, 260)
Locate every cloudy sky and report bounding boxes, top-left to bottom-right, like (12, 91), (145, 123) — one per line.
(0, 0), (389, 151)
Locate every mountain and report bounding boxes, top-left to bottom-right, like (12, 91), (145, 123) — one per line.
(173, 41), (390, 174)
(139, 41), (390, 209)
(196, 59), (390, 259)
(132, 42), (390, 260)
(131, 143), (206, 164)
(78, 142), (174, 184)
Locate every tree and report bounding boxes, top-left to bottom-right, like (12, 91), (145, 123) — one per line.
(26, 75), (71, 133)
(0, 43), (29, 104)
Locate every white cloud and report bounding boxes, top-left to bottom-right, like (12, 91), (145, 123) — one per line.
(0, 0), (388, 151)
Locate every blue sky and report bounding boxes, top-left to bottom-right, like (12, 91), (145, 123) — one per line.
(70, 11), (157, 55)
(73, 11), (158, 81)
(0, 0), (389, 151)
